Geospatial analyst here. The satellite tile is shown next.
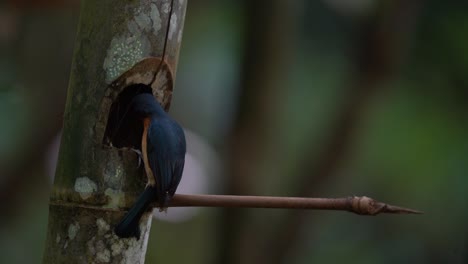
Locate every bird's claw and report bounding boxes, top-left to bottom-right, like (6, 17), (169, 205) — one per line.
(131, 148), (143, 168)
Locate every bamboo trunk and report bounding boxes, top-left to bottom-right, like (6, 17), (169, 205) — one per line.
(42, 1), (187, 263)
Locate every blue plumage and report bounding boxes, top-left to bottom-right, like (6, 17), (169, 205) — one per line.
(147, 116), (186, 207)
(114, 93), (186, 239)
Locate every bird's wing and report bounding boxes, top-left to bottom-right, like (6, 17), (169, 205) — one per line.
(146, 119), (186, 206)
(168, 158), (185, 196)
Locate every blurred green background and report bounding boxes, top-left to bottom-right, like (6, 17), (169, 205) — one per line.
(1, 0), (467, 263)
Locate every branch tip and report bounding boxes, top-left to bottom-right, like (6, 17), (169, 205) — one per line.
(349, 196), (422, 215)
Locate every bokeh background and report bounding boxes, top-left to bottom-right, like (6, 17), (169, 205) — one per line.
(1, 0), (467, 263)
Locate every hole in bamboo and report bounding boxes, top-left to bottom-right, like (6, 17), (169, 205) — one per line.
(102, 84), (152, 149)
(96, 57), (174, 148)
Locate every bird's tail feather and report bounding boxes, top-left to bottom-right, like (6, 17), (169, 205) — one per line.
(114, 186), (157, 239)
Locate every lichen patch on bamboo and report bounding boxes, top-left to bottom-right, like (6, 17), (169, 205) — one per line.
(96, 218), (111, 235)
(83, 216), (151, 263)
(103, 0), (164, 83)
(104, 188), (124, 209)
(123, 237), (144, 263)
(162, 2), (170, 13)
(68, 222), (80, 240)
(96, 249), (111, 263)
(168, 14), (177, 40)
(111, 240), (124, 256)
(103, 36), (148, 83)
(150, 3), (162, 35)
(74, 177), (98, 200)
(177, 27), (183, 43)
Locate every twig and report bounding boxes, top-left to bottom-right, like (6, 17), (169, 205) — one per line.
(167, 194), (422, 215)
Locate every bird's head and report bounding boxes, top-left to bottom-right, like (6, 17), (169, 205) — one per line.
(130, 93), (165, 118)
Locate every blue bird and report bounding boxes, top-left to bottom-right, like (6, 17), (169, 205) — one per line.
(114, 93), (186, 239)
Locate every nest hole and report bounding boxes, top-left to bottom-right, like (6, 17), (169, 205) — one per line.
(102, 84), (153, 149)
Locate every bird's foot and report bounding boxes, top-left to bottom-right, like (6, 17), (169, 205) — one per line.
(131, 148), (143, 168)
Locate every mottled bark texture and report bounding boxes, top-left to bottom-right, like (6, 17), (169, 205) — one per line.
(42, 0), (187, 263)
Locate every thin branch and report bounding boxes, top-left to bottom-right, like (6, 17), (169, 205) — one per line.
(167, 194), (422, 215)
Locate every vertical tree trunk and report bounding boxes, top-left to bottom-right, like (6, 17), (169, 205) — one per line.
(216, 1), (296, 263)
(42, 0), (187, 263)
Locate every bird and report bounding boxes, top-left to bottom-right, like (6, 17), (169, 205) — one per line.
(114, 92), (186, 239)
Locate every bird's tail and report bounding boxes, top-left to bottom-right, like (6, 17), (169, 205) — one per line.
(114, 186), (157, 239)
